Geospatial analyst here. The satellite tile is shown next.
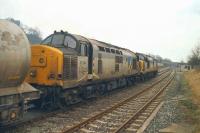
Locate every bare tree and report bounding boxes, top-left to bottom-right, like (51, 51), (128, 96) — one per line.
(26, 27), (42, 44)
(6, 18), (42, 44)
(188, 44), (200, 66)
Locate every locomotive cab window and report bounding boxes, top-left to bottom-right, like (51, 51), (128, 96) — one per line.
(64, 36), (77, 49)
(41, 35), (53, 44)
(52, 34), (65, 47)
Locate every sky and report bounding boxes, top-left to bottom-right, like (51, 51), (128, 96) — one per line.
(1, 0), (200, 62)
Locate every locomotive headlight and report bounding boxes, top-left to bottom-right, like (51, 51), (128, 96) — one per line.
(49, 73), (55, 79)
(10, 111), (17, 120)
(30, 70), (37, 77)
(57, 74), (62, 80)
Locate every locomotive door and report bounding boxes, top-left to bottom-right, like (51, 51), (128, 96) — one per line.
(98, 53), (103, 74)
(79, 43), (89, 80)
(87, 44), (93, 75)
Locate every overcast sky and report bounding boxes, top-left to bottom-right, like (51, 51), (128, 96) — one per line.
(1, 0), (200, 62)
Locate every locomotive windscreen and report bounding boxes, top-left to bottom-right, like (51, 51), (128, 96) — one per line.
(41, 33), (77, 49)
(52, 34), (65, 47)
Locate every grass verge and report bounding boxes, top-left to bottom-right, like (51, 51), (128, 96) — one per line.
(180, 70), (200, 132)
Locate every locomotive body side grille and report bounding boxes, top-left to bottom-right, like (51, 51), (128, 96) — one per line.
(71, 56), (78, 79)
(63, 55), (77, 80)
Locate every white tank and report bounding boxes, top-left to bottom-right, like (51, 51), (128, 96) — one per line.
(0, 20), (31, 88)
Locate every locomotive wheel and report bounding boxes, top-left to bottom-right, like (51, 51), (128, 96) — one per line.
(61, 90), (82, 106)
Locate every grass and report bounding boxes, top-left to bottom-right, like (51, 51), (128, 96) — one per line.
(179, 70), (200, 132)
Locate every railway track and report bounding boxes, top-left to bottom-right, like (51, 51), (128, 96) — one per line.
(158, 67), (170, 76)
(3, 68), (170, 132)
(61, 70), (174, 133)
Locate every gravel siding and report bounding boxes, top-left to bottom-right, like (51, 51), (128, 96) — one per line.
(144, 72), (185, 133)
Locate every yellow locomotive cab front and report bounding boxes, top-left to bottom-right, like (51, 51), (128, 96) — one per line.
(26, 45), (63, 86)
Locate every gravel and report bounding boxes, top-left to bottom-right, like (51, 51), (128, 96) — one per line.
(144, 72), (185, 133)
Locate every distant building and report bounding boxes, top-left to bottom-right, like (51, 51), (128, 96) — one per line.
(177, 63), (192, 72)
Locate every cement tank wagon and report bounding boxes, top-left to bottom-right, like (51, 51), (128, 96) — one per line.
(0, 20), (39, 125)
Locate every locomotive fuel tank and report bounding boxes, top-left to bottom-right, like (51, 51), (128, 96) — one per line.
(0, 20), (39, 125)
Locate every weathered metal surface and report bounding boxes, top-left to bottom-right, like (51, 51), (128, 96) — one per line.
(0, 82), (39, 97)
(0, 20), (31, 88)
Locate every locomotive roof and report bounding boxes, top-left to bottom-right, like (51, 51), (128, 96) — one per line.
(72, 34), (125, 49)
(47, 31), (136, 56)
(136, 52), (155, 59)
(72, 34), (89, 42)
(72, 34), (136, 54)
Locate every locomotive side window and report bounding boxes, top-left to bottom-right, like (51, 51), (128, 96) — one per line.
(116, 50), (120, 54)
(80, 44), (87, 56)
(111, 49), (115, 53)
(98, 46), (105, 52)
(64, 36), (77, 49)
(105, 48), (110, 53)
(115, 56), (123, 63)
(52, 34), (65, 47)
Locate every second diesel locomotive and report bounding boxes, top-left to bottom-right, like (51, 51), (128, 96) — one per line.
(25, 31), (158, 109)
(136, 52), (158, 80)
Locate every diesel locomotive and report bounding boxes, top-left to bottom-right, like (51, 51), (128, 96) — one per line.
(25, 31), (158, 109)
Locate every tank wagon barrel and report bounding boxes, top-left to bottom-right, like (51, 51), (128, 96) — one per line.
(0, 20), (40, 125)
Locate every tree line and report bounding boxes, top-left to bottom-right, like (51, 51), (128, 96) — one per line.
(6, 18), (42, 44)
(188, 44), (200, 66)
